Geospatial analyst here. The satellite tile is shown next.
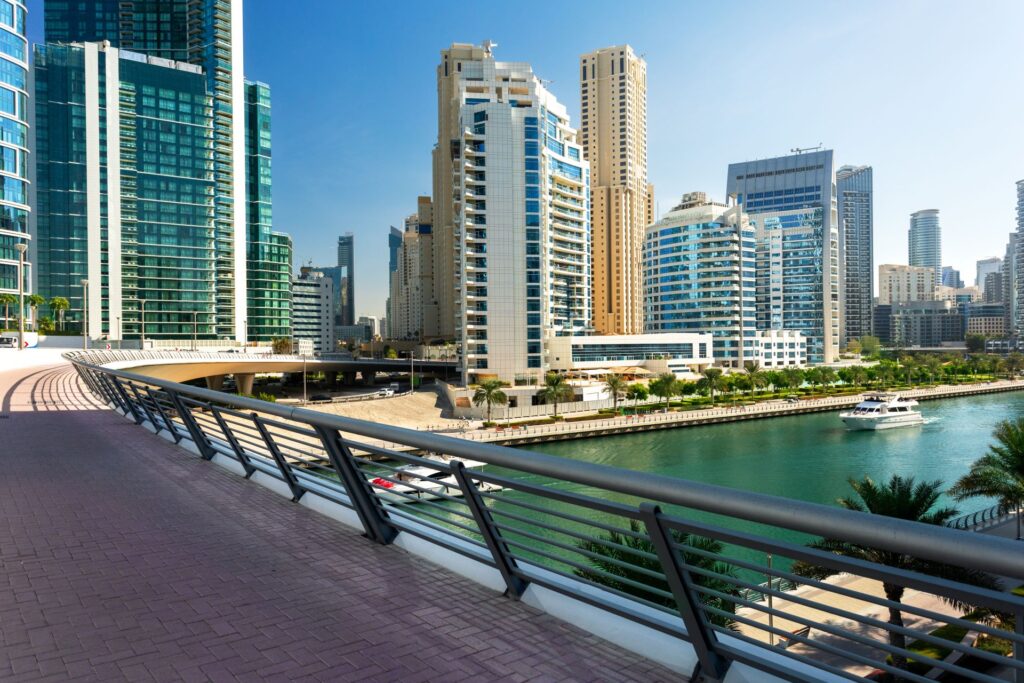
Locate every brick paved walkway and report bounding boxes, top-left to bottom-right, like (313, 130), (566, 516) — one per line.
(0, 360), (676, 682)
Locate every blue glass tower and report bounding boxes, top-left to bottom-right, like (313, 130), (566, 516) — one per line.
(726, 149), (839, 364)
(0, 1), (28, 315)
(837, 165), (873, 345)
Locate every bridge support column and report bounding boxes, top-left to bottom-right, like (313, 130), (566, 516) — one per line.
(342, 371), (357, 386)
(205, 375), (225, 391)
(326, 371), (338, 386)
(360, 371), (376, 386)
(235, 373), (255, 396)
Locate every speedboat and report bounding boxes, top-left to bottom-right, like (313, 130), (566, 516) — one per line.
(840, 393), (924, 431)
(370, 454), (503, 503)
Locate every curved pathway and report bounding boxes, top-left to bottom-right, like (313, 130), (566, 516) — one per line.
(0, 359), (674, 682)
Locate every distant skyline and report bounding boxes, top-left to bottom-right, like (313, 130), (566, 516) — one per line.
(28, 1), (1024, 318)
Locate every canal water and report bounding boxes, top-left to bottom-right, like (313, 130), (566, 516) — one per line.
(462, 391), (1022, 583)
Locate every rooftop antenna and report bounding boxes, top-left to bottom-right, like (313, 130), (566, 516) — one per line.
(790, 143), (823, 154)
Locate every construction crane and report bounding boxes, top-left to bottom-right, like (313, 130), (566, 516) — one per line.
(790, 144), (824, 154)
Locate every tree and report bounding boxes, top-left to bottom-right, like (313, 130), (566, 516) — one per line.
(743, 360), (761, 375)
(950, 417), (1024, 540)
(472, 379), (508, 423)
(847, 365), (868, 387)
(781, 367), (805, 391)
(859, 335), (881, 356)
(625, 383), (648, 409)
(604, 374), (627, 413)
(37, 316), (55, 334)
(385, 347), (398, 359)
(0, 293), (14, 330)
(794, 475), (999, 672)
(846, 339), (862, 355)
(271, 337), (293, 354)
(965, 334), (987, 354)
(804, 367), (824, 390)
(48, 296), (69, 332)
(1005, 352), (1024, 378)
(697, 368), (724, 405)
(538, 372), (573, 417)
(574, 519), (740, 628)
(649, 372), (676, 410)
(26, 294), (44, 330)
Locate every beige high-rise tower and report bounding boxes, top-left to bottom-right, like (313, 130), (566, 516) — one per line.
(580, 45), (653, 335)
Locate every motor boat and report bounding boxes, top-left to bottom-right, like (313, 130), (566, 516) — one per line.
(840, 393), (924, 431)
(370, 454), (503, 503)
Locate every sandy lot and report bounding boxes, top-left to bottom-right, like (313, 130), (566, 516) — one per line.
(307, 387), (467, 431)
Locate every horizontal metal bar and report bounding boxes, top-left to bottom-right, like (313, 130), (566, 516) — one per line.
(475, 486), (645, 535)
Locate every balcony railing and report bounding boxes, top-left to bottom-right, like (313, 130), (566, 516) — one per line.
(66, 351), (1024, 683)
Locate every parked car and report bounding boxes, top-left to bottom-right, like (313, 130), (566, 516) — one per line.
(377, 388), (395, 397)
(0, 336), (15, 347)
(309, 394), (332, 402)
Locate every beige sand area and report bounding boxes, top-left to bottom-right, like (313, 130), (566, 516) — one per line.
(307, 387), (468, 431)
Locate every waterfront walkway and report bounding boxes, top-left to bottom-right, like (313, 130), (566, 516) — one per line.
(0, 356), (674, 682)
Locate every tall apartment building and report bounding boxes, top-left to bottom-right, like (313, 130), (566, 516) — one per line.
(836, 165), (873, 345)
(0, 2), (27, 310)
(337, 232), (355, 326)
(1004, 232), (1019, 337)
(878, 264), (935, 305)
(642, 192), (756, 367)
(726, 149), (840, 364)
(908, 209), (942, 287)
(291, 270), (334, 354)
(941, 266), (963, 289)
(436, 43), (590, 384)
(35, 0), (290, 342)
(579, 45), (653, 335)
(389, 197), (435, 341)
(386, 226), (401, 338)
(976, 257), (1001, 295)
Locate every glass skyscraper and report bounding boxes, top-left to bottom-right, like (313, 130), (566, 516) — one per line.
(35, 0), (290, 342)
(337, 233), (354, 326)
(908, 209), (941, 288)
(0, 1), (28, 306)
(726, 150), (840, 364)
(642, 193), (757, 367)
(836, 165), (873, 345)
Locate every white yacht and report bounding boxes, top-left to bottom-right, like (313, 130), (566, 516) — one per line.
(840, 393), (924, 431)
(370, 455), (503, 504)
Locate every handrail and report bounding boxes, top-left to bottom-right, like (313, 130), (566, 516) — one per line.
(67, 351), (1024, 683)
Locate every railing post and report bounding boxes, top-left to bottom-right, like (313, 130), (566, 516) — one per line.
(111, 377), (144, 424)
(167, 390), (216, 460)
(639, 502), (729, 683)
(90, 370), (120, 408)
(209, 408), (256, 477)
(129, 384), (161, 434)
(313, 425), (397, 544)
(146, 388), (181, 443)
(98, 373), (128, 414)
(252, 414), (305, 502)
(451, 460), (528, 599)
(1014, 607), (1023, 683)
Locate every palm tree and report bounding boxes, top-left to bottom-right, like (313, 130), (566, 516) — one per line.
(49, 296), (69, 332)
(26, 294), (44, 331)
(698, 368), (724, 405)
(604, 374), (627, 413)
(574, 519), (740, 628)
(649, 372), (676, 410)
(0, 293), (14, 330)
(472, 379), (508, 423)
(538, 372), (573, 418)
(794, 475), (999, 672)
(950, 417), (1024, 540)
(1005, 352), (1024, 379)
(743, 360), (761, 375)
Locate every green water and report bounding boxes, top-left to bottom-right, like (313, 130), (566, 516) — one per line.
(519, 391), (1023, 510)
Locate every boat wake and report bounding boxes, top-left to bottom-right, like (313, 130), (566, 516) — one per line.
(922, 416), (942, 425)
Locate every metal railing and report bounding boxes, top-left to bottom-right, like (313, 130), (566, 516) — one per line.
(947, 502), (1017, 531)
(67, 351), (1024, 683)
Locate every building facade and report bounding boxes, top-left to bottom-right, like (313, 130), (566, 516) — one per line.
(386, 226), (401, 338)
(976, 257), (1001, 295)
(984, 271), (1004, 304)
(725, 149), (840, 364)
(836, 165), (872, 345)
(753, 330), (807, 368)
(580, 45), (653, 335)
(439, 43), (591, 385)
(877, 264), (934, 305)
(1005, 232), (1019, 337)
(36, 0), (289, 342)
(291, 270), (334, 354)
(908, 209), (941, 287)
(337, 232), (354, 326)
(941, 266), (963, 289)
(388, 198), (435, 341)
(0, 1), (28, 312)
(891, 300), (963, 348)
(546, 333), (713, 378)
(642, 193), (756, 367)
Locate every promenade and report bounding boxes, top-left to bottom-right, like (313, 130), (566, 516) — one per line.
(0, 354), (674, 682)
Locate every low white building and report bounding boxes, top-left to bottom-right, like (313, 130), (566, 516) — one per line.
(753, 330), (807, 368)
(546, 333), (714, 378)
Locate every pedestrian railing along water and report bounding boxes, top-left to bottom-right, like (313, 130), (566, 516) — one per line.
(66, 352), (1024, 683)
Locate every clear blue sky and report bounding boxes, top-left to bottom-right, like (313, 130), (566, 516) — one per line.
(30, 1), (1024, 316)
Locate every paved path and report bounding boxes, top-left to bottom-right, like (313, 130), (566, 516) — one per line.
(0, 359), (675, 682)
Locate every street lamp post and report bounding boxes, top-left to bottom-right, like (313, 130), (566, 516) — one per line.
(139, 299), (146, 349)
(302, 353), (307, 403)
(192, 310), (198, 351)
(116, 316), (121, 350)
(409, 350), (415, 393)
(243, 318), (248, 352)
(15, 242), (26, 351)
(80, 279), (89, 350)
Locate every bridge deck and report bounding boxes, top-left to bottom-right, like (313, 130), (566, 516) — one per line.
(0, 359), (674, 682)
